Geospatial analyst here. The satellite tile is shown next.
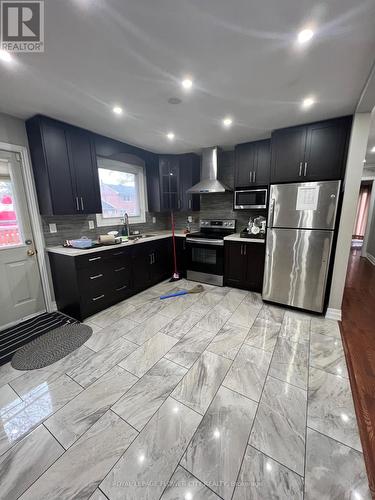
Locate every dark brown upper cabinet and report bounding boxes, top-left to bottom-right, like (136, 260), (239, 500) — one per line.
(156, 153), (200, 212)
(179, 154), (200, 211)
(234, 139), (270, 188)
(270, 116), (352, 183)
(26, 115), (102, 215)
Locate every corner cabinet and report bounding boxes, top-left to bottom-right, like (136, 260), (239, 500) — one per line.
(224, 241), (265, 292)
(26, 115), (102, 215)
(234, 139), (270, 188)
(270, 116), (352, 183)
(157, 154), (200, 212)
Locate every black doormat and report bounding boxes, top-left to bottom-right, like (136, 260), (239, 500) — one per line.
(11, 323), (92, 370)
(0, 312), (78, 366)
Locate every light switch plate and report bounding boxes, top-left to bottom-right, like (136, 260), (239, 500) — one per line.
(88, 220), (95, 229)
(49, 223), (57, 233)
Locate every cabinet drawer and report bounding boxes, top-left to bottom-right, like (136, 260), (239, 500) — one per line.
(76, 252), (107, 270)
(78, 262), (131, 292)
(75, 246), (132, 269)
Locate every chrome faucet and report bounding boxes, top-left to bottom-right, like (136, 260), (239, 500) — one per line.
(124, 212), (129, 236)
(121, 212), (130, 237)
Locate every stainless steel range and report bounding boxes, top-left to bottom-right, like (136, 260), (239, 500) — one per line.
(186, 219), (236, 286)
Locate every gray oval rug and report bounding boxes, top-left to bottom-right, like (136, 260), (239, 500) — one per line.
(11, 323), (92, 370)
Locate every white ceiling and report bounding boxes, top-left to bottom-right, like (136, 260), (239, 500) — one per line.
(1, 0), (375, 153)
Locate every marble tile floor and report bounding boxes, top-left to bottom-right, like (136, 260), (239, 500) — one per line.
(0, 279), (370, 499)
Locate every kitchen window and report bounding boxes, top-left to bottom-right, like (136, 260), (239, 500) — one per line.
(96, 157), (147, 227)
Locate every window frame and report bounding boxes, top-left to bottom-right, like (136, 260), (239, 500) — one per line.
(96, 157), (147, 227)
(0, 158), (25, 249)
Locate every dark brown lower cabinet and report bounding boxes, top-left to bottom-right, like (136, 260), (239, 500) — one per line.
(224, 241), (265, 292)
(49, 238), (175, 321)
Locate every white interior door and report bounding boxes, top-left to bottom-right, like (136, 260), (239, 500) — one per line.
(0, 150), (45, 329)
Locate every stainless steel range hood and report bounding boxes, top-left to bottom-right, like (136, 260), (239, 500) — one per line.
(187, 147), (232, 193)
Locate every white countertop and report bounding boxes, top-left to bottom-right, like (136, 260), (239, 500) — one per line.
(46, 230), (187, 257)
(224, 233), (266, 243)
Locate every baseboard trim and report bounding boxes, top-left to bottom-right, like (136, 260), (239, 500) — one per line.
(365, 253), (375, 266)
(50, 301), (58, 312)
(325, 308), (342, 321)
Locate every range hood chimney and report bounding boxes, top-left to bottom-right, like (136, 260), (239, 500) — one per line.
(187, 147), (232, 194)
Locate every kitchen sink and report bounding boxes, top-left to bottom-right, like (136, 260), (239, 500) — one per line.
(128, 234), (157, 240)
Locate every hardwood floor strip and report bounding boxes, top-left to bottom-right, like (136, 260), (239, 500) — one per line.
(340, 250), (375, 498)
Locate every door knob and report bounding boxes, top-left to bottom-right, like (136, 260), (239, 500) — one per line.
(27, 249), (35, 256)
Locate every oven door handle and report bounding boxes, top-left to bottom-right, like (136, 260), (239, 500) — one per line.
(186, 238), (224, 246)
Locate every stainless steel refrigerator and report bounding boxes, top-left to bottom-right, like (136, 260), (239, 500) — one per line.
(262, 180), (341, 313)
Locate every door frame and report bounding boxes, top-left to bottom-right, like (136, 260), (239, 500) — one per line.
(362, 177), (375, 260)
(0, 140), (53, 315)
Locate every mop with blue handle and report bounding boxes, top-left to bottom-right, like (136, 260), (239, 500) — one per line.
(160, 284), (204, 300)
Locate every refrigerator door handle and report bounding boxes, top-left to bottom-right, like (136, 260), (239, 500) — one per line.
(268, 198), (275, 227)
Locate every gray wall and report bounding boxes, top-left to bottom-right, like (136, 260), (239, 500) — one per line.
(0, 112), (29, 147)
(367, 205), (375, 257)
(328, 113), (372, 313)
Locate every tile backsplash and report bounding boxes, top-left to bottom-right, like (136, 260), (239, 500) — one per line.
(42, 212), (169, 246)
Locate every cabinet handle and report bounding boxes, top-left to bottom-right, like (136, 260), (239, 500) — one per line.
(88, 256), (102, 262)
(115, 284), (128, 291)
(304, 162), (308, 176)
(112, 251), (125, 256)
(152, 253), (155, 264)
(114, 266), (126, 272)
(76, 197), (80, 211)
(253, 171), (256, 183)
(240, 244), (243, 256)
(92, 294), (105, 302)
(299, 162), (303, 176)
(249, 171), (252, 183)
(149, 254), (153, 264)
(244, 245), (247, 256)
(188, 199), (192, 210)
(178, 199), (181, 209)
(89, 273), (103, 280)
(80, 197), (84, 211)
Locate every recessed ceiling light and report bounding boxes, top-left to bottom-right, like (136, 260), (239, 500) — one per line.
(297, 29), (314, 44)
(166, 132), (175, 140)
(222, 117), (233, 128)
(181, 78), (193, 90)
(371, 146), (375, 153)
(302, 97), (315, 109)
(112, 106), (123, 115)
(0, 49), (12, 63)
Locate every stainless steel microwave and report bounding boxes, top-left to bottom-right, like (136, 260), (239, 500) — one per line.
(234, 188), (268, 209)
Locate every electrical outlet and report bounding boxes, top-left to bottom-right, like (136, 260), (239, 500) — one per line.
(49, 223), (57, 233)
(88, 220), (95, 230)
(152, 217), (156, 224)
